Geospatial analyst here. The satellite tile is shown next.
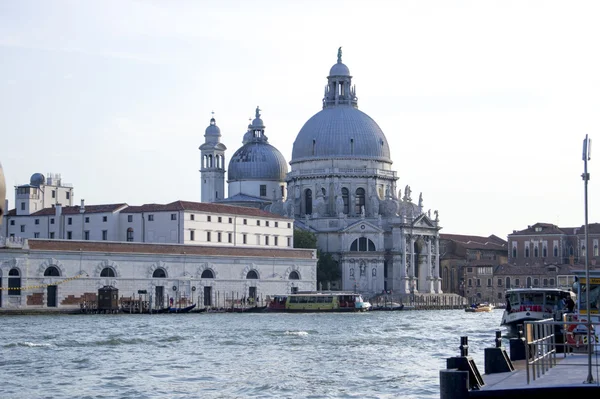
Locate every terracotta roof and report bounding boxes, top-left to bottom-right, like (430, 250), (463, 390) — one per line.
(26, 239), (314, 259)
(30, 203), (128, 216)
(510, 222), (567, 236)
(5, 204), (128, 217)
(124, 200), (290, 219)
(440, 233), (507, 250)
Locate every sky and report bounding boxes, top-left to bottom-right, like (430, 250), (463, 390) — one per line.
(1, 0), (599, 240)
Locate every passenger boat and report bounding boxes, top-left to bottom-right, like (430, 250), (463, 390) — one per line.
(500, 287), (575, 337)
(266, 292), (371, 312)
(465, 303), (494, 312)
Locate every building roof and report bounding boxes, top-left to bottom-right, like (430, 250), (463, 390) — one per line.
(124, 200), (290, 219)
(26, 239), (313, 259)
(6, 203), (128, 217)
(440, 233), (507, 250)
(290, 52), (392, 165)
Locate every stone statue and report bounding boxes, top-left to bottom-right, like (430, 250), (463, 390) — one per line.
(360, 262), (366, 276)
(368, 181), (379, 217)
(372, 268), (376, 277)
(255, 106), (261, 118)
(434, 210), (439, 222)
(350, 267), (354, 277)
(418, 192), (423, 208)
(360, 205), (365, 218)
(428, 209), (431, 218)
(335, 193), (344, 216)
(337, 46), (342, 63)
(397, 187), (401, 201)
(403, 185), (412, 202)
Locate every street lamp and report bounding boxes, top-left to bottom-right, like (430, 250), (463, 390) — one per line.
(582, 134), (593, 384)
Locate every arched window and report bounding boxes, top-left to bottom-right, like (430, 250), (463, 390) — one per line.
(246, 270), (258, 279)
(342, 188), (349, 214)
(44, 266), (60, 277)
(569, 246), (574, 256)
(355, 188), (365, 214)
(534, 247), (539, 257)
(350, 237), (376, 252)
(512, 247), (517, 258)
(289, 271), (300, 280)
(201, 269), (214, 279)
(305, 189), (312, 215)
(8, 268), (21, 296)
(505, 277), (511, 289)
(526, 277), (532, 287)
(554, 246), (558, 257)
(127, 228), (134, 242)
(100, 268), (115, 277)
(542, 247), (547, 257)
(525, 247), (530, 258)
(153, 268), (166, 278)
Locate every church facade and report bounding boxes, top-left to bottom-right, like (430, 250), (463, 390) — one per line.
(201, 49), (442, 295)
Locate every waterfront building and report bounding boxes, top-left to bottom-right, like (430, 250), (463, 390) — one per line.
(508, 222), (600, 267)
(439, 233), (508, 295)
(3, 177), (293, 249)
(0, 238), (316, 310)
(201, 49), (443, 296)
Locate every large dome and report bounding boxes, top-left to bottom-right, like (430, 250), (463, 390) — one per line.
(291, 107), (391, 163)
(228, 142), (288, 181)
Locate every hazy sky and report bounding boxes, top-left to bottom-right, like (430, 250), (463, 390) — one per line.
(1, 0), (599, 240)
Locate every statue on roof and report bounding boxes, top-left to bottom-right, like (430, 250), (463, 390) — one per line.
(255, 106), (261, 119)
(337, 47), (342, 63)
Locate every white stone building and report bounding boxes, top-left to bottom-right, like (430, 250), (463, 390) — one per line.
(0, 238), (316, 310)
(201, 49), (442, 295)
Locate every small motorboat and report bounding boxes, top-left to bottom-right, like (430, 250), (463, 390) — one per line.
(465, 303), (494, 312)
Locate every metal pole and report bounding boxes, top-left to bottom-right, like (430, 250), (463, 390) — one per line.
(582, 134), (594, 384)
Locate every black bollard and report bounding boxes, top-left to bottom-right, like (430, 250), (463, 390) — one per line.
(485, 330), (515, 374)
(509, 324), (526, 361)
(446, 336), (485, 390)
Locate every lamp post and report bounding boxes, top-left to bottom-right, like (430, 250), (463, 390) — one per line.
(582, 134), (593, 384)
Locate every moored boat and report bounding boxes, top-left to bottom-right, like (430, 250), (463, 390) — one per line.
(168, 304), (197, 313)
(500, 287), (575, 337)
(266, 292), (371, 312)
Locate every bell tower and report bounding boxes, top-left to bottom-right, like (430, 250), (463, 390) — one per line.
(200, 113), (227, 203)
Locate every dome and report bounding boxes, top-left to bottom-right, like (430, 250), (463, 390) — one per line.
(228, 142), (288, 181)
(329, 62), (350, 77)
(30, 173), (45, 187)
(205, 117), (221, 137)
(291, 107), (392, 163)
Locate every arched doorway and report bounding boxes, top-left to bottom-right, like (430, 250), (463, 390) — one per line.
(153, 268), (166, 308)
(44, 266), (60, 307)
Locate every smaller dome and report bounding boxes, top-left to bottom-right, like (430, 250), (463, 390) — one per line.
(205, 117), (221, 136)
(30, 173), (45, 187)
(329, 62), (350, 77)
(252, 117), (264, 128)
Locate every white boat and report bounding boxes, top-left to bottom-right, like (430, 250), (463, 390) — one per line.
(500, 287), (575, 337)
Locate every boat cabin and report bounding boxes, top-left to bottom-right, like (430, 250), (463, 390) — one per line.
(572, 270), (600, 324)
(505, 288), (574, 314)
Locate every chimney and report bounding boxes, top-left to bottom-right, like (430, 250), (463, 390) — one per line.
(80, 199), (85, 214)
(55, 203), (62, 217)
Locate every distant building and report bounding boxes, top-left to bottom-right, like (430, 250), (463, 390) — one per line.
(439, 233), (508, 296)
(508, 222), (600, 268)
